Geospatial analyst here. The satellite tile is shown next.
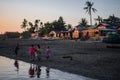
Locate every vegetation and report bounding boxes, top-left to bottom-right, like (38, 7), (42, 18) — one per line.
(103, 14), (120, 27)
(21, 31), (31, 39)
(94, 16), (102, 25)
(79, 18), (88, 27)
(66, 24), (72, 30)
(21, 19), (28, 31)
(84, 1), (97, 26)
(21, 16), (67, 37)
(19, 0), (120, 39)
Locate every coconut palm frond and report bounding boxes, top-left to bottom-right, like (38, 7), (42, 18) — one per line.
(92, 8), (97, 13)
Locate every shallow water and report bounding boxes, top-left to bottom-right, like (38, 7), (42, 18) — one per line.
(0, 56), (97, 80)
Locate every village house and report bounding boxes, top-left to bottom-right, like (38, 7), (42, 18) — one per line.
(72, 25), (86, 39)
(82, 29), (99, 37)
(49, 31), (60, 38)
(96, 23), (116, 36)
(59, 31), (71, 39)
(54, 24), (120, 40)
(31, 31), (40, 39)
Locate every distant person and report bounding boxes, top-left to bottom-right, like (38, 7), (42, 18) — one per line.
(14, 59), (19, 71)
(45, 46), (51, 60)
(34, 49), (38, 60)
(36, 44), (42, 61)
(29, 44), (36, 61)
(14, 44), (19, 56)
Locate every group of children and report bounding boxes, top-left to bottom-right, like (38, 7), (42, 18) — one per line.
(14, 43), (51, 61)
(29, 44), (51, 61)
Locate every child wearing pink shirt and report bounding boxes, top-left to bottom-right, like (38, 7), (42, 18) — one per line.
(29, 44), (35, 61)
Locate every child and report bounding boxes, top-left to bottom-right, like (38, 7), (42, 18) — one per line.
(36, 44), (42, 61)
(45, 46), (51, 60)
(14, 44), (19, 56)
(29, 44), (35, 61)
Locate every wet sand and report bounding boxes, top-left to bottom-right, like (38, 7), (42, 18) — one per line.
(0, 39), (120, 80)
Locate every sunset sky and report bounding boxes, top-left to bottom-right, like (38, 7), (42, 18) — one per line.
(0, 0), (120, 33)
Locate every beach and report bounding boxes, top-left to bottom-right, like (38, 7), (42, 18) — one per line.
(0, 39), (120, 80)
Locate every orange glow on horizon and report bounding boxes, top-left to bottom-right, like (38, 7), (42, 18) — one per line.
(0, 16), (23, 34)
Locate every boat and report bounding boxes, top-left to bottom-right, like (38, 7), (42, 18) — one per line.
(102, 32), (120, 48)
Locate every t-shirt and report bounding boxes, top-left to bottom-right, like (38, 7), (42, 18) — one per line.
(37, 48), (41, 53)
(29, 47), (35, 54)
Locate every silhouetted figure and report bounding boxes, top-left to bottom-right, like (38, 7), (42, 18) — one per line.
(46, 67), (50, 78)
(45, 46), (51, 60)
(29, 44), (36, 61)
(14, 44), (19, 56)
(29, 64), (35, 78)
(14, 60), (19, 71)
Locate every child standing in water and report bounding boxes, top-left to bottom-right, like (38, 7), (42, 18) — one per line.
(45, 46), (51, 60)
(29, 44), (35, 61)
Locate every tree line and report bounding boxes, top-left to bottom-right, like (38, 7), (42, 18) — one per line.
(1, 1), (120, 39)
(21, 16), (71, 37)
(20, 0), (120, 38)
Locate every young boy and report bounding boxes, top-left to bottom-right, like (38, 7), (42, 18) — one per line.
(14, 44), (19, 56)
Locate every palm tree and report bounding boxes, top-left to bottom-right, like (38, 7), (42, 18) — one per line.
(95, 16), (102, 24)
(103, 14), (120, 26)
(40, 22), (43, 28)
(28, 22), (35, 33)
(84, 1), (97, 26)
(21, 19), (28, 31)
(66, 24), (72, 30)
(79, 18), (88, 27)
(34, 19), (40, 31)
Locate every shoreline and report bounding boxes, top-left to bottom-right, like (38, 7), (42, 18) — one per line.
(0, 39), (120, 80)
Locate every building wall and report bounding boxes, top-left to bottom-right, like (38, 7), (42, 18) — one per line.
(72, 30), (79, 39)
(82, 29), (99, 37)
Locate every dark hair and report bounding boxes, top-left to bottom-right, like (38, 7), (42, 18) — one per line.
(47, 46), (49, 48)
(31, 44), (34, 47)
(37, 44), (40, 48)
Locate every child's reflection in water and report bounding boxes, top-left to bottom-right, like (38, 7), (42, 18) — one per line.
(46, 67), (50, 78)
(28, 63), (50, 78)
(14, 59), (19, 71)
(36, 64), (41, 78)
(29, 64), (35, 78)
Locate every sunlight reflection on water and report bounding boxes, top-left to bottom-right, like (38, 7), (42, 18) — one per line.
(0, 56), (97, 80)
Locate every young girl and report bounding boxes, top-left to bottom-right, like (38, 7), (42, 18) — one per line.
(45, 46), (51, 60)
(29, 44), (35, 61)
